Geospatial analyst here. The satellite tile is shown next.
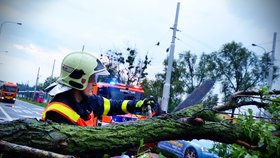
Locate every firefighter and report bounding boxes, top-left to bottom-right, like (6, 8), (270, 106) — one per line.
(42, 51), (155, 126)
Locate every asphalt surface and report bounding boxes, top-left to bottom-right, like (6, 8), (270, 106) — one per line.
(0, 99), (44, 123)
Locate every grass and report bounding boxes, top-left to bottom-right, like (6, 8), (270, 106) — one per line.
(17, 97), (47, 108)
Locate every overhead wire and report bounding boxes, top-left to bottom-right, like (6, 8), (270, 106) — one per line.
(178, 31), (216, 53)
(144, 29), (172, 54)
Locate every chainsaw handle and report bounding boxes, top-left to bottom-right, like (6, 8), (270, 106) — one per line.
(147, 105), (153, 118)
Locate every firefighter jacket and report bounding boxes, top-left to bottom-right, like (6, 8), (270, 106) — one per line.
(41, 90), (143, 126)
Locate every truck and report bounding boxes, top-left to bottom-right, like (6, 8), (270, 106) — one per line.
(93, 82), (144, 100)
(92, 81), (148, 125)
(0, 81), (18, 103)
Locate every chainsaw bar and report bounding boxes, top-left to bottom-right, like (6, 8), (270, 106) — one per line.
(172, 80), (215, 112)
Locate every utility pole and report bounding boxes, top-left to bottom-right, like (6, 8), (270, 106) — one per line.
(33, 67), (40, 101)
(46, 59), (56, 104)
(82, 45), (85, 52)
(51, 59), (56, 78)
(268, 32), (277, 89)
(161, 2), (180, 112)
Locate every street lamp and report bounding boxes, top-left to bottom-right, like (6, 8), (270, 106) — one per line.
(0, 21), (22, 36)
(252, 43), (270, 86)
(252, 34), (276, 89)
(252, 43), (267, 54)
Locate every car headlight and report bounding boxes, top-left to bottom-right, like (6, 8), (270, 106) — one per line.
(201, 147), (208, 152)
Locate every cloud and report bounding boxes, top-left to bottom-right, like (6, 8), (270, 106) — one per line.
(3, 43), (69, 85)
(0, 0), (279, 88)
(13, 43), (63, 64)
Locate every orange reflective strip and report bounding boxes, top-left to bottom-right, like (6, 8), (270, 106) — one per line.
(102, 116), (112, 123)
(42, 109), (47, 121)
(42, 102), (80, 123)
(121, 100), (130, 113)
(102, 98), (110, 115)
(42, 102), (55, 121)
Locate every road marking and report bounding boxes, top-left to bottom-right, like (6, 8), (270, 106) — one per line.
(18, 114), (40, 119)
(22, 109), (33, 114)
(11, 108), (23, 113)
(0, 106), (13, 121)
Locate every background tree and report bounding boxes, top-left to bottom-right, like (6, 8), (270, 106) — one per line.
(141, 41), (279, 113)
(259, 50), (279, 86)
(38, 76), (59, 91)
(100, 47), (151, 85)
(141, 78), (163, 100)
(17, 76), (58, 93)
(17, 82), (32, 92)
(150, 58), (184, 111)
(201, 41), (280, 157)
(143, 51), (218, 112)
(99, 49), (124, 83)
(178, 51), (200, 93)
(204, 41), (279, 101)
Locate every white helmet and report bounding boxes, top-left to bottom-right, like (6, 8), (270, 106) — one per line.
(46, 51), (109, 96)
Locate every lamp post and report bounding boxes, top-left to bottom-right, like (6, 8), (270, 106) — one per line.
(252, 43), (266, 54)
(252, 32), (277, 89)
(0, 21), (22, 36)
(252, 43), (270, 87)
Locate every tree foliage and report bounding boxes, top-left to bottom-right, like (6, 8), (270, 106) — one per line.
(211, 89), (280, 157)
(141, 78), (163, 99)
(203, 41), (279, 101)
(38, 76), (59, 91)
(144, 51), (218, 112)
(139, 41), (280, 157)
(144, 41), (279, 112)
(100, 47), (151, 85)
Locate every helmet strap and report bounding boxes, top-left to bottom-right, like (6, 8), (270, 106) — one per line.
(80, 90), (88, 100)
(72, 89), (87, 103)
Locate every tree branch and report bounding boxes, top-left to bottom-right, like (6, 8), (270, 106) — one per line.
(0, 140), (74, 158)
(0, 105), (255, 157)
(213, 90), (280, 111)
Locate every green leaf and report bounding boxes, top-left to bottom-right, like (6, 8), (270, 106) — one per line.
(258, 137), (264, 147)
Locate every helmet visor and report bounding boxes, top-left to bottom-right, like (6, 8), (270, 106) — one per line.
(94, 59), (107, 72)
(95, 70), (109, 82)
(45, 82), (72, 96)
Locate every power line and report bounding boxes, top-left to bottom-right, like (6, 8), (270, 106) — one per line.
(175, 37), (202, 52)
(179, 31), (216, 52)
(145, 29), (172, 53)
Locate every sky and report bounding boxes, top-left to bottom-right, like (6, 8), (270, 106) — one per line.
(0, 0), (280, 91)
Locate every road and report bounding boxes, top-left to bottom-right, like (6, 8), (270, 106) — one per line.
(0, 100), (44, 123)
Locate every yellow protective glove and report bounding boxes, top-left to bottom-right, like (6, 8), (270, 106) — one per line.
(136, 96), (156, 111)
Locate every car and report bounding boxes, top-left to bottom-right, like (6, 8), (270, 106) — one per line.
(157, 139), (219, 158)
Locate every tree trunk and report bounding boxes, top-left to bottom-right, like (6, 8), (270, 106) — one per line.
(0, 105), (253, 157)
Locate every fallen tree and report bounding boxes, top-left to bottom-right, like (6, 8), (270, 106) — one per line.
(0, 90), (280, 157)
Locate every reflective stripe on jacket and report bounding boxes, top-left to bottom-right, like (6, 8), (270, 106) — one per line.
(42, 102), (97, 126)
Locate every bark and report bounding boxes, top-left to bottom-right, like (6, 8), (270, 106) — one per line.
(1, 90), (279, 157)
(0, 140), (74, 158)
(0, 105), (248, 157)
